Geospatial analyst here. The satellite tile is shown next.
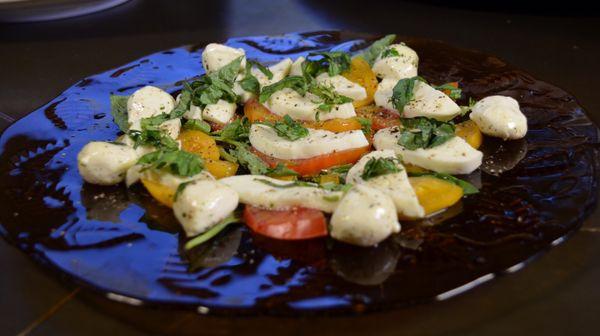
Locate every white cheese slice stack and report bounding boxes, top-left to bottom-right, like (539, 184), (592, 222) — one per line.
(372, 43), (419, 80)
(220, 175), (342, 213)
(249, 124), (369, 160)
(330, 184), (400, 247)
(373, 126), (483, 175)
(470, 96), (527, 140)
(374, 79), (461, 121)
(345, 150), (425, 218)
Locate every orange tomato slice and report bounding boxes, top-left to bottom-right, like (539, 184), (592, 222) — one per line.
(342, 57), (378, 108)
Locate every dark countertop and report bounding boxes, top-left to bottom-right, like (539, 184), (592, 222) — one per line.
(1, 1), (599, 335)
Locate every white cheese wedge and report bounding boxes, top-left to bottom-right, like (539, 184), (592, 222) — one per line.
(265, 88), (356, 121)
(127, 86), (177, 132)
(470, 95), (527, 140)
(219, 175), (342, 212)
(77, 142), (139, 185)
(330, 184), (400, 247)
(201, 43), (245, 74)
(249, 124), (369, 160)
(315, 73), (367, 101)
(372, 43), (419, 80)
(375, 80), (461, 121)
(289, 56), (305, 76)
(173, 180), (239, 237)
(346, 150), (425, 218)
(373, 126), (483, 174)
(202, 99), (237, 124)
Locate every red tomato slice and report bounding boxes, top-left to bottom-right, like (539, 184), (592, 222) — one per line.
(252, 146), (370, 176)
(356, 106), (400, 131)
(243, 205), (328, 240)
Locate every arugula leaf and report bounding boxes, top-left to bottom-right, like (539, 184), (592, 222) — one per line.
(228, 145), (269, 175)
(305, 51), (352, 77)
(356, 117), (372, 135)
(361, 157), (402, 180)
(381, 48), (400, 58)
(183, 119), (211, 133)
(184, 213), (241, 250)
(359, 34), (397, 66)
(434, 82), (462, 100)
(259, 115), (309, 141)
(266, 163), (299, 177)
(259, 76), (308, 103)
(309, 83), (353, 114)
(110, 95), (130, 132)
(138, 150), (203, 177)
(390, 76), (420, 113)
(409, 172), (479, 195)
(398, 117), (456, 150)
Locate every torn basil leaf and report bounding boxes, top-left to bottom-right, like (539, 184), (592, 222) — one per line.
(359, 34), (397, 66)
(110, 95), (130, 132)
(398, 117), (456, 150)
(137, 149), (203, 177)
(361, 157), (402, 180)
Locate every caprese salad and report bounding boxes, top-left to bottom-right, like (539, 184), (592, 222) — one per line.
(77, 35), (527, 250)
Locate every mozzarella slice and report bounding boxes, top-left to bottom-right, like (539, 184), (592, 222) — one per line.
(265, 88), (356, 121)
(346, 150), (425, 218)
(219, 175), (342, 212)
(127, 86), (176, 131)
(330, 184), (400, 247)
(289, 56), (305, 76)
(77, 142), (139, 185)
(470, 96), (527, 140)
(249, 124), (369, 160)
(373, 126), (483, 174)
(173, 180), (239, 237)
(315, 73), (367, 101)
(202, 99), (237, 124)
(202, 43), (245, 74)
(375, 80), (461, 121)
(184, 103), (203, 120)
(372, 43), (418, 80)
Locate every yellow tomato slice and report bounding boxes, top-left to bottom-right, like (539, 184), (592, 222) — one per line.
(178, 130), (220, 161)
(205, 160), (239, 179)
(342, 57), (378, 108)
(409, 176), (463, 215)
(455, 120), (483, 149)
(306, 118), (363, 133)
(141, 178), (175, 208)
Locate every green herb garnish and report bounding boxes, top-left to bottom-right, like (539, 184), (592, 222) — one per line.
(188, 56), (242, 108)
(183, 119), (211, 133)
(110, 95), (130, 132)
(434, 82), (462, 100)
(266, 163), (299, 177)
(390, 76), (425, 113)
(398, 117), (456, 150)
(459, 97), (478, 116)
(356, 117), (372, 136)
(409, 172), (479, 195)
(302, 51), (352, 78)
(309, 83), (353, 114)
(361, 157), (402, 180)
(216, 117), (251, 144)
(137, 149), (203, 177)
(184, 213), (241, 250)
(258, 76), (308, 103)
(227, 145), (269, 175)
(259, 115), (309, 141)
(381, 48), (400, 58)
(359, 34), (397, 66)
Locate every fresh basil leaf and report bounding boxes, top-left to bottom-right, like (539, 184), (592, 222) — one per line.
(306, 51), (352, 77)
(239, 75), (260, 96)
(184, 213), (241, 250)
(459, 97), (477, 116)
(188, 56), (242, 108)
(254, 178), (319, 189)
(171, 89), (192, 119)
(259, 115), (309, 141)
(214, 56), (244, 84)
(217, 117), (251, 143)
(266, 163), (299, 177)
(110, 95), (130, 132)
(359, 34), (397, 66)
(248, 60), (273, 79)
(259, 76), (308, 103)
(309, 83), (353, 114)
(356, 117), (372, 135)
(138, 149), (204, 177)
(381, 48), (400, 58)
(128, 129), (179, 151)
(174, 181), (193, 201)
(183, 119), (211, 133)
(361, 157), (402, 180)
(390, 76), (420, 113)
(228, 145), (269, 175)
(398, 117), (456, 150)
(409, 172), (479, 195)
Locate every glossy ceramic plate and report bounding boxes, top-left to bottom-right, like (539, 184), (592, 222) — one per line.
(0, 31), (598, 315)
